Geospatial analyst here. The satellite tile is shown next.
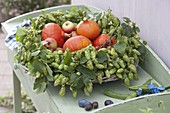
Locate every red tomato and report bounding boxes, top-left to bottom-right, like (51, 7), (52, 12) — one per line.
(93, 34), (116, 47)
(111, 37), (116, 44)
(63, 35), (92, 52)
(42, 23), (64, 47)
(76, 20), (100, 40)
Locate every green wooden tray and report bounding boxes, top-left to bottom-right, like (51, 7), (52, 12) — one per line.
(2, 5), (170, 113)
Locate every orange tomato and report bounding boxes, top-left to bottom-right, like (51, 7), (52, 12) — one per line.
(76, 20), (100, 40)
(93, 34), (116, 47)
(63, 35), (92, 52)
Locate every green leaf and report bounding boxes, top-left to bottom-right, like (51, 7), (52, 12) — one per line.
(94, 12), (103, 21)
(41, 10), (46, 15)
(80, 56), (88, 64)
(76, 65), (96, 79)
(69, 73), (78, 83)
(33, 77), (47, 93)
(133, 26), (140, 34)
(73, 76), (84, 89)
(70, 6), (79, 12)
(83, 76), (91, 86)
(122, 17), (140, 36)
(83, 6), (91, 12)
(28, 16), (35, 28)
(63, 49), (72, 65)
(114, 42), (127, 54)
(96, 51), (108, 63)
(70, 6), (78, 12)
(62, 70), (70, 77)
(69, 73), (84, 89)
(121, 23), (133, 37)
(39, 50), (47, 60)
(16, 27), (27, 42)
(27, 62), (35, 75)
(29, 44), (37, 50)
(47, 13), (56, 21)
(123, 17), (131, 23)
(31, 50), (40, 56)
(45, 64), (53, 81)
(116, 35), (125, 42)
(31, 60), (46, 74)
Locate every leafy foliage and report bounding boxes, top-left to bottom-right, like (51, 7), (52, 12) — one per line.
(114, 17), (140, 54)
(63, 49), (72, 65)
(96, 51), (108, 63)
(33, 77), (47, 93)
(77, 65), (96, 80)
(114, 42), (127, 54)
(16, 27), (27, 42)
(14, 6), (144, 97)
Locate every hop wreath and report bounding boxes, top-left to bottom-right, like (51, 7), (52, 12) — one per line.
(15, 6), (145, 97)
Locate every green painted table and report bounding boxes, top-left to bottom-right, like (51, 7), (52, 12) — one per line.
(2, 5), (170, 113)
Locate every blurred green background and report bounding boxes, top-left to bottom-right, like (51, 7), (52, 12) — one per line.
(0, 0), (71, 23)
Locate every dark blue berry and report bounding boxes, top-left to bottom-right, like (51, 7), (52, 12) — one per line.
(78, 99), (90, 108)
(92, 101), (99, 109)
(104, 100), (114, 106)
(85, 103), (93, 111)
